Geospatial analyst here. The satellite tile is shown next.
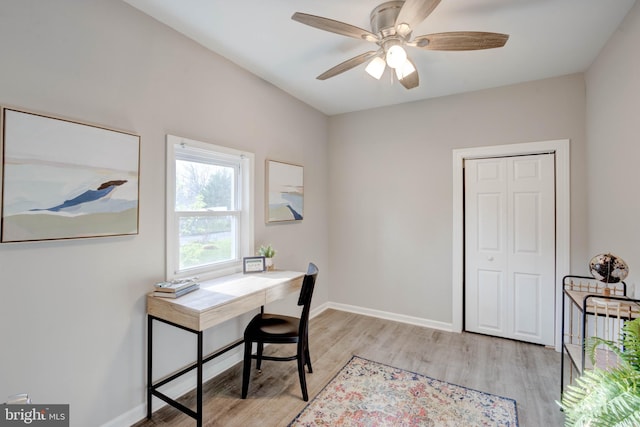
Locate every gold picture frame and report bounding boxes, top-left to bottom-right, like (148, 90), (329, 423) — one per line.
(266, 159), (303, 223)
(0, 107), (140, 242)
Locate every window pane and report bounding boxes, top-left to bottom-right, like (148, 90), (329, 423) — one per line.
(167, 135), (253, 278)
(175, 160), (235, 211)
(179, 215), (236, 270)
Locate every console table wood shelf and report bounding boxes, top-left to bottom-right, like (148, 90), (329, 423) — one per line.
(146, 270), (305, 426)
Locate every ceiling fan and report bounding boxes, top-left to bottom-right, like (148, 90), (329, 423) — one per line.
(292, 0), (509, 89)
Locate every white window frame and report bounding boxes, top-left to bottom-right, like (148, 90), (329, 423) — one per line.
(166, 134), (254, 280)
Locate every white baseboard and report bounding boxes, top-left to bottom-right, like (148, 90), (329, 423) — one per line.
(106, 301), (449, 426)
(310, 301), (331, 318)
(327, 302), (454, 332)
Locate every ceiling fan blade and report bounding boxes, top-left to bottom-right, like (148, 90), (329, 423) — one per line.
(398, 59), (419, 90)
(292, 12), (379, 42)
(316, 51), (378, 80)
(413, 31), (509, 51)
(396, 0), (441, 31)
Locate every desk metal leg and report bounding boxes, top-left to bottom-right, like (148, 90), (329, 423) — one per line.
(196, 331), (203, 427)
(146, 315), (243, 425)
(147, 315), (153, 420)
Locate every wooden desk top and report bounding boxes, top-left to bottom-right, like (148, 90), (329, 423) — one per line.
(147, 270), (305, 331)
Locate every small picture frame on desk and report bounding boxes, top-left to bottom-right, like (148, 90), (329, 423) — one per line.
(243, 256), (266, 274)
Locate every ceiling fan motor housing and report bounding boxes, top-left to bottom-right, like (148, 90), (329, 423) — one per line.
(370, 1), (406, 38)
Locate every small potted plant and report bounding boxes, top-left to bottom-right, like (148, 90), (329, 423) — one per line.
(258, 244), (276, 271)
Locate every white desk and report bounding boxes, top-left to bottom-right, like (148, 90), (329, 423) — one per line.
(146, 270), (305, 426)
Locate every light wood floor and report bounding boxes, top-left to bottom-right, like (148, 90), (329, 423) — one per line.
(134, 309), (565, 426)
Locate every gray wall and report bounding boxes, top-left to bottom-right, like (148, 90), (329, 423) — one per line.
(0, 1), (329, 426)
(586, 0), (640, 295)
(328, 74), (588, 324)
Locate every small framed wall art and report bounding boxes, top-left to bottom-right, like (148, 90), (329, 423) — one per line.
(266, 159), (303, 223)
(0, 107), (140, 242)
(243, 256), (266, 273)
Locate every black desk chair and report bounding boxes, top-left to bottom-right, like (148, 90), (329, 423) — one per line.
(241, 263), (319, 401)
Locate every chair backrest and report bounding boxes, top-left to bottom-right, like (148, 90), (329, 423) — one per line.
(298, 262), (318, 308)
(297, 263), (318, 338)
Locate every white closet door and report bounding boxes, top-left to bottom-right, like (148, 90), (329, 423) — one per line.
(465, 154), (555, 345)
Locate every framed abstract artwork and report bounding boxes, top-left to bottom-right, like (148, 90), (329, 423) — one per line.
(266, 159), (303, 223)
(0, 107), (140, 242)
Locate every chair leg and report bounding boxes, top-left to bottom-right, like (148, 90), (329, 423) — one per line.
(304, 336), (313, 373)
(304, 348), (312, 373)
(297, 353), (309, 402)
(241, 340), (253, 399)
(256, 341), (264, 371)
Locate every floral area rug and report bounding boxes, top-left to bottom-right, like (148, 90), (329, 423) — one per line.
(288, 356), (518, 426)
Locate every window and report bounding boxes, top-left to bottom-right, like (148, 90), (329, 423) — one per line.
(166, 135), (254, 279)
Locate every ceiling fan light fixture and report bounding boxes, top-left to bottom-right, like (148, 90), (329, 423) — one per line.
(365, 56), (386, 80)
(395, 58), (416, 80)
(385, 44), (407, 69)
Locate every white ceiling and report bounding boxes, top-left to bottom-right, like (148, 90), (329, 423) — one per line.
(123, 0), (636, 116)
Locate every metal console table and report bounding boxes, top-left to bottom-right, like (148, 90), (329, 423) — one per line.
(560, 274), (640, 399)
